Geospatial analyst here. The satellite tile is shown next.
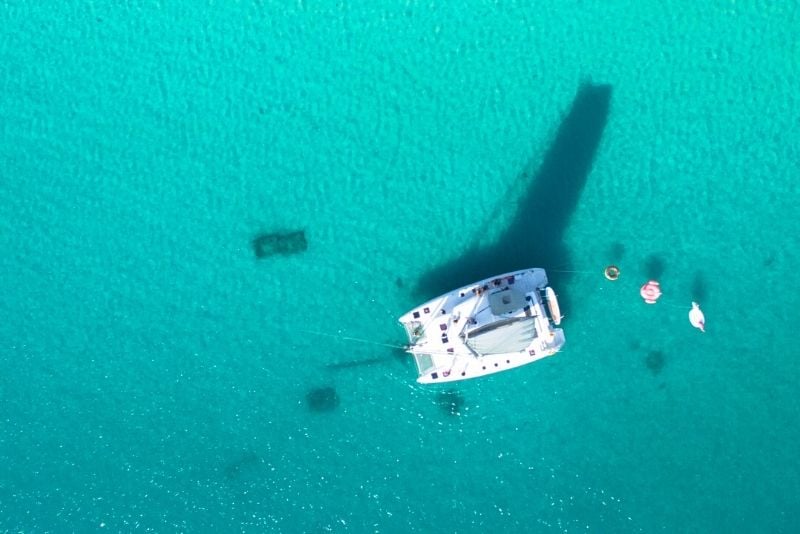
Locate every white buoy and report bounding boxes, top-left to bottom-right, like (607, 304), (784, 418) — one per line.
(689, 302), (705, 332)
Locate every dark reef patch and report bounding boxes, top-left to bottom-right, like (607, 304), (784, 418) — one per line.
(306, 386), (340, 412)
(436, 390), (465, 416)
(224, 450), (261, 480)
(644, 350), (665, 375)
(252, 230), (307, 259)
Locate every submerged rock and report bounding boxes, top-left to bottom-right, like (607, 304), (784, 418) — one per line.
(252, 230), (307, 259)
(436, 390), (464, 416)
(306, 386), (340, 412)
(224, 451), (261, 480)
(645, 350), (666, 375)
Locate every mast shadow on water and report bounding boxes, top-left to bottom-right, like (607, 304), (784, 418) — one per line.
(414, 82), (613, 313)
(324, 345), (409, 371)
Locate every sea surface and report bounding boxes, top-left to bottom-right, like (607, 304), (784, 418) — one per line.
(1, 1), (799, 532)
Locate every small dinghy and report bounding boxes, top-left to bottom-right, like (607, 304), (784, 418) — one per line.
(545, 287), (562, 325)
(689, 302), (706, 332)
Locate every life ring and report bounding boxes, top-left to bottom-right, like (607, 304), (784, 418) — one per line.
(604, 265), (620, 281)
(640, 280), (662, 304)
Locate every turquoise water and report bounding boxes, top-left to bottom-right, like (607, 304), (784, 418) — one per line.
(2, 1), (799, 531)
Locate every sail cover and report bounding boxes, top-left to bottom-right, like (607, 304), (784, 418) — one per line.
(466, 318), (537, 355)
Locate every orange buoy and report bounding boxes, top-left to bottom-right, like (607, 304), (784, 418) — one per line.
(604, 265), (620, 281)
(640, 280), (662, 304)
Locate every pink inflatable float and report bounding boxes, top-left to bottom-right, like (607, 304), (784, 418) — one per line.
(639, 280), (662, 304)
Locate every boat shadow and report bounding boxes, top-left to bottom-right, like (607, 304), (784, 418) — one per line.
(414, 81), (613, 313)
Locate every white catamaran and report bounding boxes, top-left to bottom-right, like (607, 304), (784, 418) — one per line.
(399, 268), (565, 383)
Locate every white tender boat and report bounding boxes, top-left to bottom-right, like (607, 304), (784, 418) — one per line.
(399, 268), (565, 383)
